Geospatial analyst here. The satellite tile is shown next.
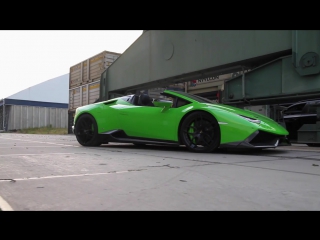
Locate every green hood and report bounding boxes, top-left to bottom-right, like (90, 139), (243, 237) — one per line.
(204, 103), (288, 135)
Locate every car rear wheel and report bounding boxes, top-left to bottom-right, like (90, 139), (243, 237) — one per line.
(180, 111), (220, 153)
(75, 114), (101, 146)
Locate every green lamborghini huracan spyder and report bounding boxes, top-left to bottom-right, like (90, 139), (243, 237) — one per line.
(72, 90), (290, 153)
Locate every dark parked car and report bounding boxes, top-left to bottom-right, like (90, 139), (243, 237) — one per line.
(282, 99), (320, 146)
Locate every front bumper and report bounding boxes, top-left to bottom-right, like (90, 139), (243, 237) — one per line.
(220, 130), (291, 149)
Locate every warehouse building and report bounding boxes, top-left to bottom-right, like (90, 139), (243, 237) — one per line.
(0, 74), (69, 131)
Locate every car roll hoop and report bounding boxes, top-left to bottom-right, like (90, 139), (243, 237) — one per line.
(138, 93), (154, 106)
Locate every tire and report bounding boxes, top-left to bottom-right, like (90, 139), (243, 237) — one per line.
(180, 111), (220, 153)
(74, 114), (102, 146)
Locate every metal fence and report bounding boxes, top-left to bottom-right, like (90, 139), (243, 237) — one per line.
(0, 105), (68, 131)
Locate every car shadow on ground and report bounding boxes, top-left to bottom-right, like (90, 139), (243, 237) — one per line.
(98, 143), (288, 156)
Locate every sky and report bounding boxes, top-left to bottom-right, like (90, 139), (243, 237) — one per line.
(0, 30), (143, 99)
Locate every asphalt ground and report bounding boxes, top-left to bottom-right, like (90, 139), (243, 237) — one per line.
(0, 133), (319, 210)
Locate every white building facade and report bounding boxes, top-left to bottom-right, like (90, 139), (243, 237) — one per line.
(0, 74), (69, 131)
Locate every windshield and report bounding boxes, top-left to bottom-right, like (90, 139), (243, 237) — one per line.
(168, 90), (215, 103)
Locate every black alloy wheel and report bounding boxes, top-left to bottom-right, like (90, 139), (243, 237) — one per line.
(180, 111), (220, 153)
(75, 114), (101, 146)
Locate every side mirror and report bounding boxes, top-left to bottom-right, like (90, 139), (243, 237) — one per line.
(161, 105), (170, 112)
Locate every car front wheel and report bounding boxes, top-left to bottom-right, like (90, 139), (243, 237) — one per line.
(75, 114), (101, 146)
(180, 111), (220, 153)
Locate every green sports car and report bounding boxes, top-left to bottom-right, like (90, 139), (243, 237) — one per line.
(72, 90), (290, 153)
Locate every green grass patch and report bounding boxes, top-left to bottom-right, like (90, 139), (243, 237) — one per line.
(17, 126), (68, 135)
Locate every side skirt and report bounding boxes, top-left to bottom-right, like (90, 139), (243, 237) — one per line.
(99, 129), (180, 146)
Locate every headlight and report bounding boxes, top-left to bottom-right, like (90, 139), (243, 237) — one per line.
(238, 115), (261, 124)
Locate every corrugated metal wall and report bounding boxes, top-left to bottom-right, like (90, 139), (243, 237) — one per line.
(0, 105), (9, 131)
(1, 105), (68, 130)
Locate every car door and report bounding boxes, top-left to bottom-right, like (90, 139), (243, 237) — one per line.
(117, 104), (181, 141)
